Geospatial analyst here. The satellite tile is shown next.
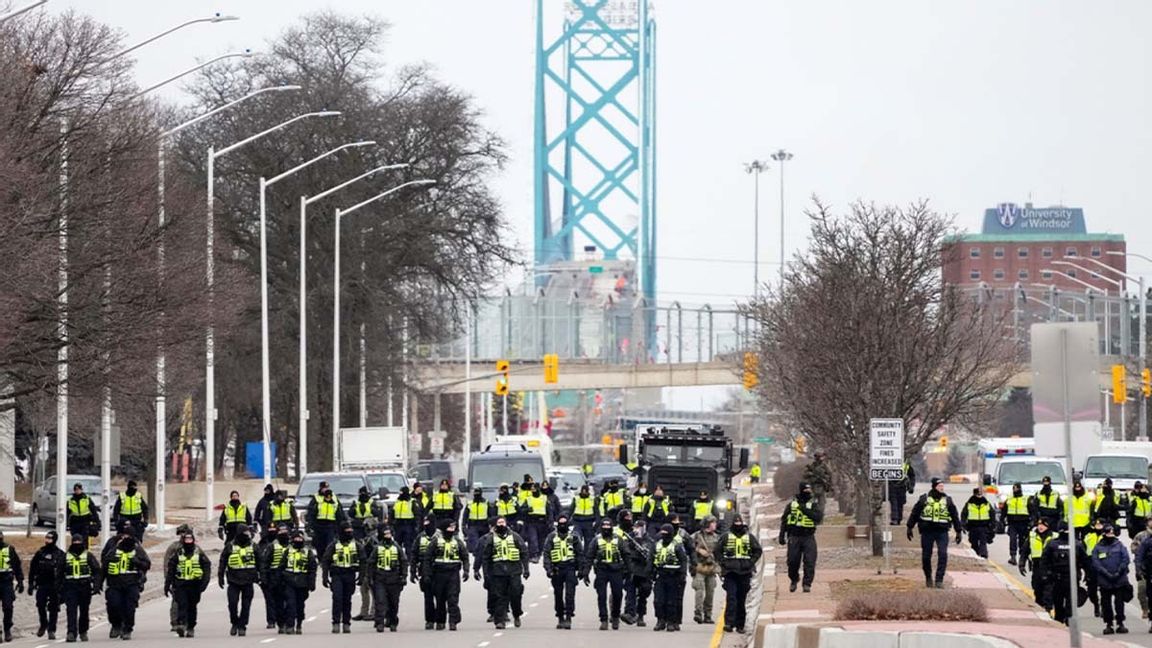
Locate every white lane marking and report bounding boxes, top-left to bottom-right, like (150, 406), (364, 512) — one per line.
(306, 615), (317, 623)
(260, 639), (277, 644)
(320, 608), (330, 614)
(35, 644), (48, 648)
(529, 602), (538, 608)
(478, 642), (490, 647)
(493, 632), (503, 637)
(538, 594), (548, 599)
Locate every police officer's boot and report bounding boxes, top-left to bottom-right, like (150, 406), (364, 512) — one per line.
(637, 615), (646, 627)
(653, 619), (666, 631)
(342, 623), (350, 634)
(66, 633), (76, 643)
(331, 623), (339, 634)
(449, 622), (458, 631)
(599, 621), (608, 631)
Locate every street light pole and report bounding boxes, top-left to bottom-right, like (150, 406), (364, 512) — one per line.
(1108, 251), (1150, 441)
(332, 180), (437, 471)
(298, 164), (409, 477)
(770, 149), (793, 288)
(0, 0), (45, 24)
(155, 84), (300, 530)
(205, 110), (341, 519)
(743, 160), (769, 298)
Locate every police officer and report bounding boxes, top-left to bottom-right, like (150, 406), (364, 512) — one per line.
(218, 490), (252, 543)
(464, 488), (492, 558)
(542, 513), (583, 629)
(112, 481), (148, 542)
(630, 483), (650, 524)
(569, 484), (599, 546)
(778, 482), (823, 592)
(599, 480), (627, 520)
(65, 484), (99, 545)
(887, 459), (915, 525)
(0, 532), (22, 642)
(431, 480), (461, 526)
(162, 524), (204, 633)
(103, 532), (148, 640)
(541, 481), (562, 523)
(1028, 475), (1063, 528)
(219, 526), (259, 637)
(645, 487), (671, 537)
(410, 517), (440, 630)
(57, 533), (100, 643)
(367, 525), (407, 632)
(1094, 478), (1124, 528)
(652, 523), (688, 632)
(718, 515), (762, 634)
(523, 483), (551, 562)
(621, 517), (653, 628)
(749, 463), (762, 484)
(165, 533), (211, 638)
(1082, 518), (1105, 617)
(1019, 517), (1052, 611)
(278, 529), (318, 635)
(495, 484), (521, 530)
(412, 483), (432, 513)
(259, 490), (298, 536)
(483, 516), (529, 629)
(1068, 480), (1094, 541)
(1129, 482), (1152, 540)
(999, 482), (1031, 566)
(29, 530), (64, 639)
(692, 492), (714, 533)
(321, 522), (362, 633)
(906, 477), (961, 589)
(348, 489), (382, 623)
(584, 518), (626, 631)
(253, 484), (276, 529)
(691, 515), (721, 625)
(390, 487), (419, 551)
(260, 524), (292, 633)
(308, 488), (346, 554)
(423, 520), (470, 631)
(1040, 521), (1087, 625)
(1090, 523), (1130, 635)
(960, 487), (993, 559)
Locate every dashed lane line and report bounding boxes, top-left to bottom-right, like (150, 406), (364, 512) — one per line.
(260, 639), (277, 644)
(478, 642), (490, 647)
(493, 631), (504, 637)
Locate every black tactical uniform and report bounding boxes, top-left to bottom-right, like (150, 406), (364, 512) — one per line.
(219, 529), (260, 636)
(276, 530), (318, 634)
(164, 534), (211, 637)
(218, 492), (252, 543)
(103, 535), (149, 641)
(1041, 527), (1088, 625)
(718, 517), (763, 634)
(422, 522), (470, 631)
(259, 526), (292, 632)
(542, 515), (584, 629)
(482, 519), (529, 629)
(621, 519), (654, 627)
(584, 520), (626, 630)
(320, 524), (362, 633)
(366, 526), (407, 632)
(56, 533), (100, 643)
(778, 483), (823, 592)
(651, 524), (689, 632)
(0, 533), (27, 641)
(410, 518), (440, 629)
(906, 478), (962, 588)
(29, 530), (64, 639)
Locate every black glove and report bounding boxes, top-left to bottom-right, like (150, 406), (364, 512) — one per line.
(322, 576), (331, 589)
(906, 528), (914, 542)
(523, 571), (530, 581)
(777, 536), (787, 546)
(355, 576), (362, 587)
(462, 571), (470, 582)
(409, 574), (418, 585)
(92, 584), (102, 595)
(1018, 558), (1028, 576)
(163, 584), (171, 598)
(582, 575), (591, 586)
(309, 583), (316, 592)
(26, 584), (34, 596)
(218, 579), (225, 590)
(473, 570), (481, 581)
(954, 532), (962, 545)
(218, 528), (225, 541)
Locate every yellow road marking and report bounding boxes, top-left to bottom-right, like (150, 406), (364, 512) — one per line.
(988, 558), (1034, 597)
(709, 603), (727, 648)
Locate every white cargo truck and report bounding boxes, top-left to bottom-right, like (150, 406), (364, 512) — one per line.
(337, 426), (409, 472)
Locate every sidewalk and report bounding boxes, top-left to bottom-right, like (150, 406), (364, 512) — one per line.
(747, 482), (1140, 648)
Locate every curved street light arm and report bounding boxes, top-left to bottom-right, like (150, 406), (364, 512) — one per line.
(1050, 260), (1123, 289)
(215, 110), (341, 158)
(0, 0), (46, 25)
(337, 179), (437, 219)
(161, 85), (301, 138)
(266, 140), (375, 187)
(304, 164), (410, 206)
(113, 14), (239, 60)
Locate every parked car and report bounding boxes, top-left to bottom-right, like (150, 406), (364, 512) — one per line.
(294, 472), (375, 516)
(548, 467), (587, 509)
(410, 460), (455, 488)
(586, 461), (633, 492)
(33, 475), (107, 527)
(365, 471), (410, 506)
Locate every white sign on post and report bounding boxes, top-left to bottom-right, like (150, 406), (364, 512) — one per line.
(869, 418), (905, 481)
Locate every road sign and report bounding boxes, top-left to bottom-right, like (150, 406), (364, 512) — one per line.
(429, 437), (444, 456)
(753, 437), (775, 444)
(869, 418), (904, 481)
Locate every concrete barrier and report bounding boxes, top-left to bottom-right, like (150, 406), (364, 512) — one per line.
(757, 625), (1025, 648)
(898, 633), (1016, 648)
(819, 628), (899, 648)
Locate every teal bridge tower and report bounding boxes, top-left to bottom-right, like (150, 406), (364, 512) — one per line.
(533, 0), (657, 303)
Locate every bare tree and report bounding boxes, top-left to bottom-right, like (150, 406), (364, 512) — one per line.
(746, 200), (1017, 555)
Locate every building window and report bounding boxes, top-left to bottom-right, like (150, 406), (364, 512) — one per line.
(969, 269), (981, 281)
(993, 247), (1005, 259)
(1067, 269), (1077, 278)
(993, 269), (1005, 280)
(1018, 269), (1029, 281)
(1065, 247), (1078, 257)
(1091, 246), (1102, 258)
(1041, 269), (1053, 280)
(1018, 248), (1029, 258)
(969, 247), (981, 259)
(1042, 247), (1054, 258)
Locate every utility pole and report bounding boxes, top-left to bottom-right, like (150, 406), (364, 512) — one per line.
(743, 160), (770, 298)
(770, 149), (793, 288)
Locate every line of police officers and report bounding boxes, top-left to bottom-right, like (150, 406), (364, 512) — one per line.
(10, 476), (762, 641)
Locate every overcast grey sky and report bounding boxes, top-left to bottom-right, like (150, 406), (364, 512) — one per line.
(41, 0), (1152, 309)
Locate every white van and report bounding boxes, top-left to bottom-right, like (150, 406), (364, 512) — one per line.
(983, 456), (1067, 507)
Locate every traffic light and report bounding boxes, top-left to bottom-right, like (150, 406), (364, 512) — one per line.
(742, 352), (759, 390)
(543, 354), (559, 384)
(1112, 364), (1127, 404)
(495, 360), (510, 396)
(794, 436), (806, 454)
(939, 435), (949, 449)
(1143, 368), (1151, 399)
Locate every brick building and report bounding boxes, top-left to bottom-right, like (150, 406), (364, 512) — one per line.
(942, 202), (1126, 293)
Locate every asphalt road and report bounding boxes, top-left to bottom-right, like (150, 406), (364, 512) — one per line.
(942, 484), (1152, 644)
(6, 566), (725, 648)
